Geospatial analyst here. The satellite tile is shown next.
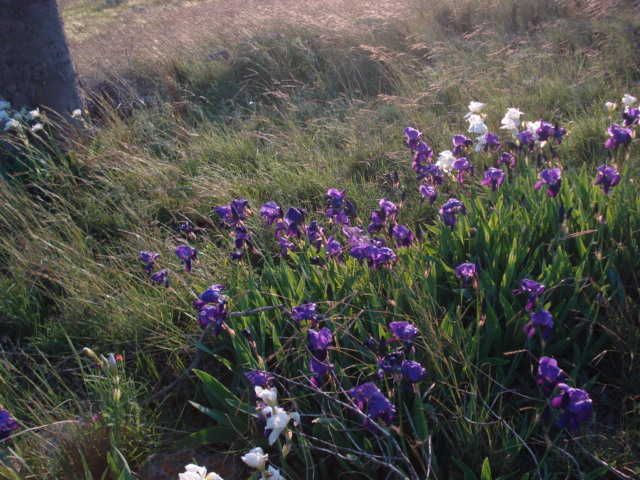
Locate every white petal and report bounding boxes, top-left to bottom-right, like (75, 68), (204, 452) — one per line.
(266, 466), (285, 480)
(289, 411), (300, 426)
(268, 427), (283, 445)
(205, 473), (224, 480)
(622, 94), (637, 107)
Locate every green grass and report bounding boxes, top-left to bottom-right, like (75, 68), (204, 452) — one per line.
(2, 0), (640, 478)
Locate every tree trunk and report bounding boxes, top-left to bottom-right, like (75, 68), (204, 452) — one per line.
(0, 0), (83, 124)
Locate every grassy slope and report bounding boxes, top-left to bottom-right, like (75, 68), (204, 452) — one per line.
(1, 0), (640, 478)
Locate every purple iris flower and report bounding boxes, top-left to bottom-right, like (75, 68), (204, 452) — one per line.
(481, 167), (505, 191)
(325, 189), (353, 225)
(310, 356), (334, 388)
(417, 163), (444, 185)
(412, 142), (434, 170)
(348, 382), (395, 430)
(367, 209), (386, 236)
(344, 199), (357, 219)
(139, 251), (160, 275)
(326, 188), (345, 203)
(230, 251), (244, 261)
(455, 263), (477, 287)
(180, 222), (193, 234)
(523, 310), (554, 341)
(535, 121), (554, 142)
(389, 321), (419, 341)
(363, 337), (379, 354)
(310, 356), (333, 376)
(368, 246), (397, 270)
(392, 224), (415, 248)
(378, 351), (404, 378)
(372, 235), (391, 249)
(193, 284), (225, 309)
(216, 198), (250, 228)
(534, 168), (562, 198)
(350, 240), (394, 268)
(175, 245), (197, 272)
(215, 205), (234, 226)
(452, 158), (473, 183)
(244, 370), (275, 388)
(325, 235), (343, 262)
(537, 356), (566, 398)
(482, 132), (501, 152)
(536, 121), (567, 144)
(604, 124), (632, 150)
(198, 301), (228, 334)
(325, 188), (345, 217)
(291, 303), (319, 329)
(150, 269), (169, 288)
(278, 236), (296, 255)
(439, 198), (468, 230)
(342, 225), (368, 244)
(498, 152), (516, 168)
(551, 384), (593, 432)
(594, 164), (621, 195)
(260, 201), (283, 226)
(283, 207), (306, 238)
(379, 199), (399, 222)
(234, 225), (251, 250)
(0, 409), (19, 440)
(518, 130), (536, 151)
(419, 184), (437, 205)
(404, 127), (422, 151)
(308, 326), (333, 359)
(622, 107), (640, 127)
(401, 360), (426, 383)
(349, 236), (387, 251)
(513, 279), (545, 311)
(306, 221), (326, 253)
(231, 198), (250, 215)
(452, 135), (473, 157)
(551, 124), (567, 144)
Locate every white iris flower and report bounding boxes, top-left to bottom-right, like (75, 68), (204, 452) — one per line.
(241, 447), (268, 470)
(178, 464), (224, 480)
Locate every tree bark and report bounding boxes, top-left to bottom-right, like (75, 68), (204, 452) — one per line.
(0, 0), (83, 124)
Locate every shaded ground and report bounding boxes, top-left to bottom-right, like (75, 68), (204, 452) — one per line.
(62, 0), (409, 82)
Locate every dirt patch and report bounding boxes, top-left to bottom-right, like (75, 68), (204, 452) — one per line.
(64, 0), (410, 82)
